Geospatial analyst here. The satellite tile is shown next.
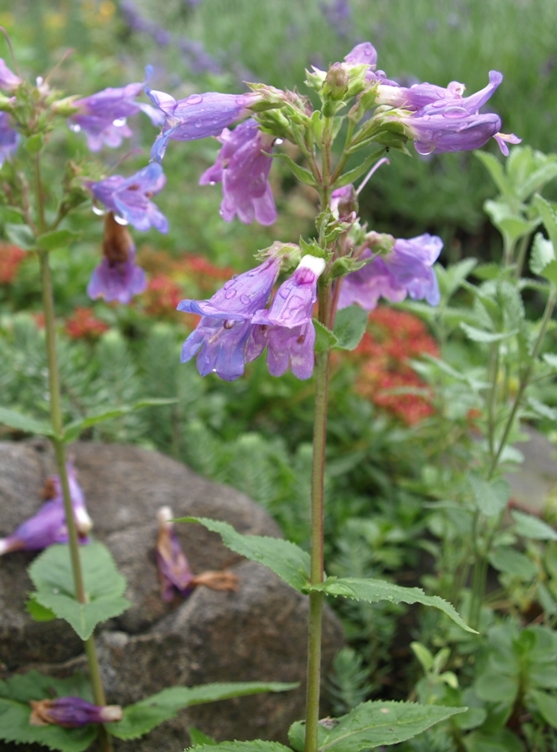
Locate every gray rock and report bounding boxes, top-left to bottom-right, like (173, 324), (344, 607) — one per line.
(0, 441), (343, 749)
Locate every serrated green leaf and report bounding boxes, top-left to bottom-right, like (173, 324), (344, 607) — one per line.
(111, 682), (297, 741)
(512, 510), (557, 541)
(28, 542), (131, 640)
(0, 671), (96, 752)
(313, 318), (338, 353)
(289, 720), (327, 752)
(534, 195), (557, 251)
(437, 258), (477, 298)
(38, 229), (81, 252)
(26, 594), (57, 621)
(316, 700), (464, 751)
(530, 233), (557, 284)
(178, 517), (310, 592)
(489, 548), (538, 579)
(0, 405), (52, 436)
(273, 152), (316, 186)
(311, 577), (476, 633)
(5, 223), (36, 250)
(460, 323), (517, 343)
(189, 727), (218, 746)
(186, 744), (292, 752)
(468, 475), (510, 517)
(333, 306), (369, 351)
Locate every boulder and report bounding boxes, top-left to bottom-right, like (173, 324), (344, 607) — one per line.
(0, 441), (343, 750)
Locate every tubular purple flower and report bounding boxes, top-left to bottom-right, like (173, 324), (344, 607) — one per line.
(200, 119), (277, 226)
(87, 213), (147, 304)
(68, 81), (164, 152)
(156, 506), (194, 601)
(30, 697), (122, 728)
(87, 163), (168, 233)
(339, 233), (442, 311)
(344, 42), (378, 68)
(248, 255), (326, 380)
(0, 464), (92, 556)
(0, 112), (19, 166)
(0, 59), (21, 90)
(146, 88), (261, 161)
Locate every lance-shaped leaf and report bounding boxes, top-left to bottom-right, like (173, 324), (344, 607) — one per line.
(0, 671), (97, 752)
(308, 700), (464, 751)
(111, 682), (298, 740)
(63, 398), (177, 443)
(310, 577), (476, 633)
(37, 229), (81, 252)
(0, 405), (52, 436)
(178, 517), (310, 592)
(186, 743), (292, 752)
(28, 542), (131, 640)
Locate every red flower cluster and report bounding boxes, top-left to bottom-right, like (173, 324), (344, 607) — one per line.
(143, 274), (184, 319)
(349, 306), (439, 425)
(0, 243), (25, 284)
(65, 308), (109, 340)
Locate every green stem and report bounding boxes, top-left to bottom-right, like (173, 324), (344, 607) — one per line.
(39, 250), (111, 750)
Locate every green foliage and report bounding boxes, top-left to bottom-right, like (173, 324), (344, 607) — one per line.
(0, 671), (97, 752)
(333, 306), (369, 351)
(186, 743), (292, 752)
(180, 517), (311, 592)
(28, 542), (131, 640)
(111, 682), (298, 741)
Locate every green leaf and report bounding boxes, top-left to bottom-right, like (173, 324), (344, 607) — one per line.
(437, 258), (478, 298)
(529, 689), (557, 729)
(475, 151), (514, 202)
(37, 229), (81, 252)
(534, 195), (557, 251)
(313, 319), (338, 353)
(178, 517), (310, 592)
(527, 396), (557, 421)
(25, 133), (44, 155)
(484, 200), (539, 245)
(512, 510), (557, 541)
(4, 223), (36, 250)
(63, 398), (177, 442)
(333, 306), (369, 351)
(460, 323), (518, 343)
(189, 727), (218, 746)
(0, 205), (25, 224)
(468, 475), (510, 517)
(489, 548), (538, 579)
(333, 150), (386, 189)
(26, 594), (57, 621)
(542, 353), (557, 369)
(530, 233), (557, 286)
(315, 700), (464, 751)
(0, 671), (97, 752)
(186, 744), (292, 752)
(111, 682), (297, 741)
(273, 152), (316, 186)
(28, 542), (131, 640)
(0, 405), (52, 436)
(311, 577), (476, 633)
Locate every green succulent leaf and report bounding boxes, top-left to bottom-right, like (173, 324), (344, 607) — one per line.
(178, 517), (311, 592)
(28, 542), (131, 640)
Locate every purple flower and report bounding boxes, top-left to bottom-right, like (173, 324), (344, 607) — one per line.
(87, 213), (147, 305)
(87, 163), (168, 233)
(248, 255), (326, 380)
(0, 464), (92, 556)
(178, 256), (282, 380)
(146, 87), (261, 161)
(343, 42), (397, 85)
(156, 506), (194, 601)
(0, 112), (19, 166)
(0, 59), (21, 91)
(68, 81), (164, 152)
(339, 233), (442, 310)
(200, 119), (277, 226)
(30, 697), (122, 728)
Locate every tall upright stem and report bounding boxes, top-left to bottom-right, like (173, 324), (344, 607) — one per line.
(38, 249), (111, 750)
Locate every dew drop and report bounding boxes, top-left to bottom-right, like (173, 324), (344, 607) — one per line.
(278, 288), (289, 298)
(114, 215), (129, 226)
(415, 143), (435, 156)
(209, 181), (216, 186)
(275, 138), (283, 145)
(443, 106), (468, 119)
(223, 319), (234, 329)
(186, 94), (203, 105)
(240, 294), (250, 305)
(113, 117), (127, 127)
(225, 289), (237, 299)
(223, 280), (234, 289)
(235, 96), (247, 106)
(92, 205), (105, 216)
(52, 588), (59, 594)
(68, 123), (81, 133)
(194, 120), (204, 128)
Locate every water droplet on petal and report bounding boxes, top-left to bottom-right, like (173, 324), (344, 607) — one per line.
(68, 123), (81, 133)
(114, 215), (129, 226)
(113, 117), (127, 127)
(235, 96), (247, 106)
(223, 319), (234, 329)
(92, 205), (105, 216)
(186, 94), (203, 105)
(275, 138), (283, 145)
(223, 280), (234, 289)
(415, 142), (435, 156)
(209, 181), (216, 186)
(194, 120), (204, 128)
(240, 294), (250, 305)
(443, 106), (468, 119)
(225, 289), (237, 299)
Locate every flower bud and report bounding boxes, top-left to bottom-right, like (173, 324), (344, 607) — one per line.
(30, 697), (122, 728)
(323, 63), (350, 101)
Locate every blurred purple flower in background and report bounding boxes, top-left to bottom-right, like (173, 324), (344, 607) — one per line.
(319, 0), (352, 39)
(87, 213), (147, 304)
(0, 464), (92, 556)
(0, 112), (19, 166)
(30, 697), (122, 728)
(200, 119), (277, 225)
(0, 58), (21, 90)
(156, 506), (194, 601)
(339, 233), (442, 310)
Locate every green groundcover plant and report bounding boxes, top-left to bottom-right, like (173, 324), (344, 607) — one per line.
(1, 12), (557, 752)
